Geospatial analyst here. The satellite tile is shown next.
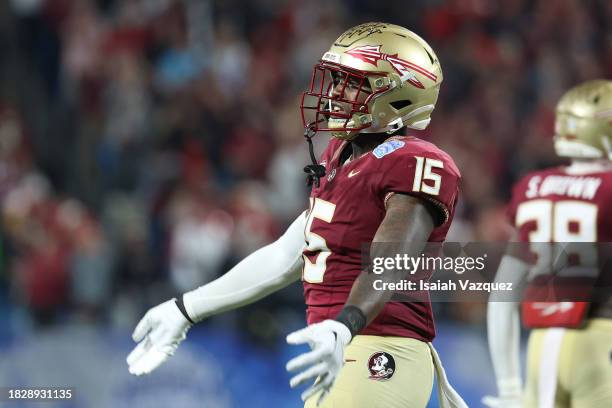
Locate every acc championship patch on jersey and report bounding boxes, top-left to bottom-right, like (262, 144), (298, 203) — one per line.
(367, 352), (395, 381)
(372, 140), (405, 159)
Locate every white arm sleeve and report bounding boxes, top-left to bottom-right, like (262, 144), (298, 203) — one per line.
(183, 211), (306, 322)
(487, 255), (529, 397)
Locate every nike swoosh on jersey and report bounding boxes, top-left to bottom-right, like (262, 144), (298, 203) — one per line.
(348, 170), (360, 178)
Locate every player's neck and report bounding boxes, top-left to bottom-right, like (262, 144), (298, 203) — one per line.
(350, 133), (391, 158)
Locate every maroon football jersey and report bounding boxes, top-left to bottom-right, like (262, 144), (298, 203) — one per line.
(508, 166), (612, 242)
(302, 136), (461, 341)
(507, 166), (612, 328)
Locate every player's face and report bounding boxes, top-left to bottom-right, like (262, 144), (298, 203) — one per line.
(329, 72), (372, 115)
(301, 66), (378, 137)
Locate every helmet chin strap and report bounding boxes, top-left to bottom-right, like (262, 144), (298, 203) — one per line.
(303, 124), (326, 187)
(601, 136), (612, 160)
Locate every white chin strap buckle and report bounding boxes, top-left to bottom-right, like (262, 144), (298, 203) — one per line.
(386, 117), (404, 133)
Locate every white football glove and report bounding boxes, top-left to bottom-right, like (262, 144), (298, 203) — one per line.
(481, 394), (522, 408)
(127, 299), (193, 375)
(286, 320), (352, 406)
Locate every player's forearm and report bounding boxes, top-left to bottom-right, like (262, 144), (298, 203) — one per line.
(487, 255), (528, 396)
(343, 241), (429, 326)
(487, 301), (522, 395)
(339, 194), (435, 335)
(183, 212), (306, 322)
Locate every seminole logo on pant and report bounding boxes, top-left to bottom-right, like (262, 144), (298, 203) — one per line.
(367, 352), (395, 381)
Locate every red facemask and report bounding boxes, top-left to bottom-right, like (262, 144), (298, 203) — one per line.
(300, 62), (388, 134)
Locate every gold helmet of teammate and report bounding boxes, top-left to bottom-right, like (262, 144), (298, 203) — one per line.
(554, 80), (612, 160)
(301, 22), (443, 140)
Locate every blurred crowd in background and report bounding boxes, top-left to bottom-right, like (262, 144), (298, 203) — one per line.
(0, 0), (611, 343)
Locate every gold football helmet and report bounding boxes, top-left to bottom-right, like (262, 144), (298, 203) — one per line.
(554, 80), (612, 159)
(301, 22), (443, 140)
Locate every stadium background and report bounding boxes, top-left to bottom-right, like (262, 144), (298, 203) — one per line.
(0, 0), (610, 406)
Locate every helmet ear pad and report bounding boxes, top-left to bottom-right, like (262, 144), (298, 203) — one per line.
(365, 74), (441, 133)
(554, 112), (610, 159)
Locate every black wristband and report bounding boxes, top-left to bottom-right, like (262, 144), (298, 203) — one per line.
(335, 306), (366, 338)
(175, 297), (195, 325)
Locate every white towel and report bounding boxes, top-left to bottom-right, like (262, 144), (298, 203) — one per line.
(428, 342), (469, 408)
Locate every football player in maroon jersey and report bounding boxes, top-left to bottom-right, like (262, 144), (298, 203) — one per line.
(127, 22), (467, 408)
(484, 80), (612, 408)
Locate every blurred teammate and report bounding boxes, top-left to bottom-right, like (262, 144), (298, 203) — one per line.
(484, 80), (612, 408)
(127, 22), (467, 408)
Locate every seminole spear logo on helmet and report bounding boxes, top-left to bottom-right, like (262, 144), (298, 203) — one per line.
(345, 45), (438, 89)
